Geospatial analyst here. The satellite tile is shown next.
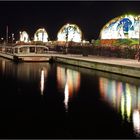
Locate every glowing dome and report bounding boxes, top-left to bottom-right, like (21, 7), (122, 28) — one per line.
(34, 28), (48, 42)
(57, 23), (82, 42)
(100, 15), (140, 39)
(20, 31), (30, 43)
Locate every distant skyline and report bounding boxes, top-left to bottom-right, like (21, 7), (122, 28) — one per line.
(0, 1), (140, 41)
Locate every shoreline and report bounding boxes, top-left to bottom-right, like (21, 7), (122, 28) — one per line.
(1, 52), (140, 78)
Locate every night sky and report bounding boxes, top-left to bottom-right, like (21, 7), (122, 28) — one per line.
(0, 1), (140, 41)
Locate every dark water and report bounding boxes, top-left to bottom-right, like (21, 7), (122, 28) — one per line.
(0, 57), (140, 138)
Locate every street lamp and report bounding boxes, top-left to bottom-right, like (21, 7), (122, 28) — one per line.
(65, 23), (69, 54)
(12, 33), (14, 46)
(6, 26), (8, 45)
(1, 37), (4, 44)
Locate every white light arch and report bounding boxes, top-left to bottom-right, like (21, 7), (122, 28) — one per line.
(20, 31), (30, 43)
(100, 15), (140, 39)
(57, 23), (82, 42)
(34, 28), (48, 42)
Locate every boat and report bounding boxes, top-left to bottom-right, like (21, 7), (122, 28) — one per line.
(12, 44), (50, 62)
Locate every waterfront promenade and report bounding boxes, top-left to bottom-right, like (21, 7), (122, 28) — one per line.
(60, 54), (140, 68)
(1, 51), (140, 78)
(54, 54), (140, 78)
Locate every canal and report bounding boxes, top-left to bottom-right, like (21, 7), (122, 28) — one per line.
(0, 57), (140, 138)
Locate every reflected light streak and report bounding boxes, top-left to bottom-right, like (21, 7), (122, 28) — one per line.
(2, 60), (5, 74)
(64, 79), (69, 112)
(57, 67), (66, 91)
(126, 83), (132, 122)
(99, 77), (108, 99)
(112, 80), (116, 108)
(133, 109), (140, 135)
(57, 66), (80, 96)
(57, 66), (81, 112)
(99, 77), (133, 121)
(121, 93), (125, 120)
(99, 76), (140, 134)
(117, 82), (123, 110)
(40, 69), (44, 95)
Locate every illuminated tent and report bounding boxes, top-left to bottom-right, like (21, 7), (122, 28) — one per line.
(34, 28), (48, 42)
(57, 23), (82, 42)
(100, 15), (140, 39)
(20, 31), (30, 43)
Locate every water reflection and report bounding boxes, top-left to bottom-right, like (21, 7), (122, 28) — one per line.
(2, 59), (5, 74)
(40, 69), (45, 95)
(57, 66), (81, 111)
(99, 77), (140, 136)
(0, 58), (48, 95)
(64, 78), (69, 111)
(133, 109), (140, 136)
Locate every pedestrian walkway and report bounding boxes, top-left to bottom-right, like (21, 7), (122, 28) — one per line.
(55, 54), (140, 78)
(64, 54), (140, 68)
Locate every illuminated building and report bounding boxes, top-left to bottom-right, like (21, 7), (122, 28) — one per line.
(57, 23), (82, 42)
(100, 15), (140, 39)
(34, 28), (48, 42)
(19, 31), (30, 43)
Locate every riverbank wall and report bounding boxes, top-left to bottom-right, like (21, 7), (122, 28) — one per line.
(55, 55), (140, 78)
(0, 52), (140, 78)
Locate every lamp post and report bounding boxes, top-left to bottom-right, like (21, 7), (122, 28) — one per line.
(65, 23), (69, 54)
(12, 33), (14, 46)
(19, 31), (21, 42)
(1, 38), (4, 44)
(6, 25), (8, 45)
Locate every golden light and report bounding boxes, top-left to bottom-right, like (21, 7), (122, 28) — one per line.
(57, 23), (82, 42)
